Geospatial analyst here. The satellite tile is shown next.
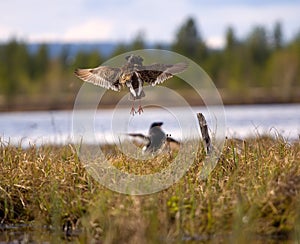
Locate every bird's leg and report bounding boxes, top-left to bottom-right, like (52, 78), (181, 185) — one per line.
(137, 100), (143, 114)
(130, 100), (136, 115)
(137, 105), (143, 114)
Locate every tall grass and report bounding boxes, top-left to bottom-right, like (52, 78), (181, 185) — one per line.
(0, 135), (300, 243)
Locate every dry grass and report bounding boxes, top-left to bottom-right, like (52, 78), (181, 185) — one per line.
(0, 135), (300, 243)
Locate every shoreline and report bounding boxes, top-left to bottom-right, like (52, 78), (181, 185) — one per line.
(1, 87), (300, 112)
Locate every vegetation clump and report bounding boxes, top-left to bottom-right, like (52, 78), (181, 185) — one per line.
(0, 136), (300, 242)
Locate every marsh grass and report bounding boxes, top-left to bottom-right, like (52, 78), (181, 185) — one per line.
(0, 135), (300, 243)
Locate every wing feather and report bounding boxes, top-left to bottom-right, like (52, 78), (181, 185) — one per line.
(166, 136), (180, 145)
(165, 136), (180, 151)
(127, 133), (150, 145)
(75, 66), (122, 91)
(137, 62), (188, 86)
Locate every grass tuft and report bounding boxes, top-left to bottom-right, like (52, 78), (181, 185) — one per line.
(0, 135), (300, 242)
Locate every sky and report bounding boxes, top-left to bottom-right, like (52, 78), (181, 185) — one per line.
(0, 0), (300, 48)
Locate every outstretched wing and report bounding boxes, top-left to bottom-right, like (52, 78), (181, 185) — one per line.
(127, 133), (150, 144)
(164, 136), (180, 151)
(166, 137), (180, 145)
(137, 62), (188, 86)
(75, 66), (122, 91)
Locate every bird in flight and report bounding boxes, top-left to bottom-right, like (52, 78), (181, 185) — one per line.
(127, 122), (180, 153)
(74, 55), (188, 115)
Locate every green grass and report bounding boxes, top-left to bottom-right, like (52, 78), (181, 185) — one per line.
(0, 135), (300, 243)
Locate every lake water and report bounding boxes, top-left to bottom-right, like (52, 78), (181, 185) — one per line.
(0, 104), (299, 146)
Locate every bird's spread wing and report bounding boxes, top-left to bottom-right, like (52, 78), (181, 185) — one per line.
(75, 66), (122, 91)
(127, 133), (149, 142)
(137, 62), (188, 86)
(166, 137), (180, 145)
(165, 136), (181, 151)
(127, 133), (150, 147)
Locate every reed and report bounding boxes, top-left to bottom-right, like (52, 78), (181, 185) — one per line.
(0, 135), (299, 243)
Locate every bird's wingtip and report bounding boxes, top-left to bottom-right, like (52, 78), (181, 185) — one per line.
(177, 61), (189, 70)
(168, 62), (188, 74)
(74, 68), (90, 78)
(74, 68), (81, 76)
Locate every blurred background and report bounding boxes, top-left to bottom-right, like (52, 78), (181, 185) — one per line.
(0, 0), (300, 111)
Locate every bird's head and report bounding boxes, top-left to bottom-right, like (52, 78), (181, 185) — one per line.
(126, 55), (144, 66)
(120, 73), (132, 84)
(150, 122), (163, 128)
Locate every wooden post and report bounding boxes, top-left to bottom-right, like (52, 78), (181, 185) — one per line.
(197, 113), (212, 154)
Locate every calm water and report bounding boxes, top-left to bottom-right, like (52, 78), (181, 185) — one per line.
(0, 104), (299, 146)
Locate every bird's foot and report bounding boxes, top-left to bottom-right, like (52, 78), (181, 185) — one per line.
(130, 106), (136, 116)
(137, 105), (144, 114)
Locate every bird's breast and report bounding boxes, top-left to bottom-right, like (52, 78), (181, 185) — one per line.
(120, 73), (132, 84)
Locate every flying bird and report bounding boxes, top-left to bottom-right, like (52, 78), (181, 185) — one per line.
(74, 55), (188, 115)
(127, 122), (180, 153)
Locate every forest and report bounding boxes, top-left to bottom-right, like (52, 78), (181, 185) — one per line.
(0, 17), (300, 110)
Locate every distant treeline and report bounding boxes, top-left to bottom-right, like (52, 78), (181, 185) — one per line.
(0, 17), (300, 109)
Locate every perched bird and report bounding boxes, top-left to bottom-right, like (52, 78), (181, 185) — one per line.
(74, 54), (188, 115)
(127, 122), (180, 153)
